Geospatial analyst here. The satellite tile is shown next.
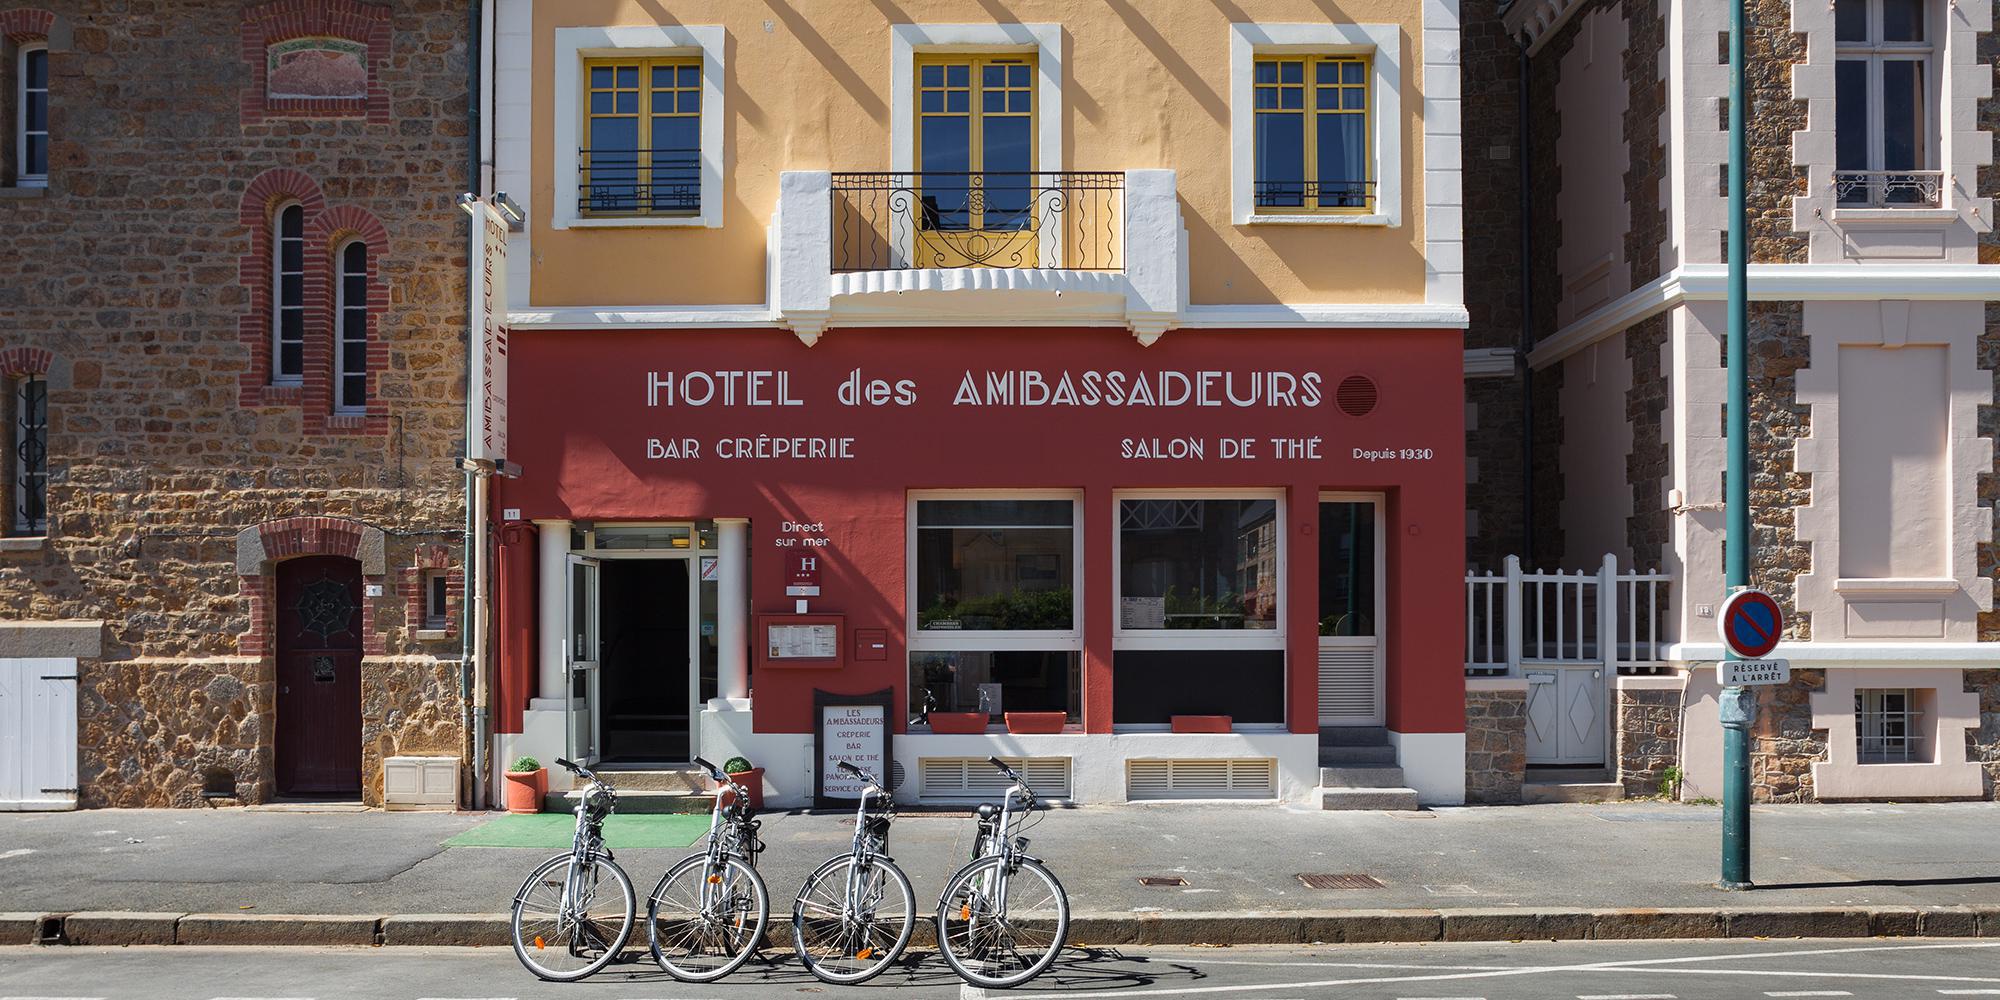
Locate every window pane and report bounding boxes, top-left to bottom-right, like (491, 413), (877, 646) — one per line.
(26, 92), (46, 132)
(280, 309), (303, 341)
(1279, 86), (1303, 110)
(983, 88), (1005, 113)
(1255, 61), (1278, 84)
(921, 63), (943, 87)
(921, 116), (971, 229)
(676, 89), (699, 113)
(946, 64), (967, 87)
(343, 242), (366, 273)
(915, 501), (1073, 631)
(911, 650), (1079, 723)
(591, 65), (613, 87)
(1009, 63), (1029, 87)
(1118, 498), (1280, 630)
(1255, 112), (1305, 207)
(1113, 649), (1284, 724)
(1881, 59), (1924, 172)
(1318, 113), (1368, 207)
(280, 238), (303, 273)
(922, 89), (942, 113)
(1008, 90), (1028, 112)
(281, 273), (304, 303)
(26, 135), (46, 175)
(591, 116), (639, 152)
(1318, 503), (1377, 636)
(1343, 60), (1364, 84)
(982, 116), (1032, 226)
(1834, 59), (1869, 175)
(983, 63), (1005, 88)
(26, 48), (46, 88)
(615, 91), (637, 114)
(1279, 61), (1302, 84)
(343, 375), (366, 407)
(590, 91), (613, 114)
(280, 343), (303, 375)
(946, 90), (967, 113)
(281, 205), (303, 239)
(678, 64), (698, 88)
(1835, 0), (1867, 41)
(1882, 0), (1924, 41)
(616, 66), (637, 88)
(342, 340), (365, 369)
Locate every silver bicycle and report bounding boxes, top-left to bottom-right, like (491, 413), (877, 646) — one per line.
(791, 760), (916, 984)
(509, 757), (637, 982)
(934, 757), (1071, 988)
(644, 755), (771, 982)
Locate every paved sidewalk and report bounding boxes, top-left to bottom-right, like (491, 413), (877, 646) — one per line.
(3, 800), (1997, 919)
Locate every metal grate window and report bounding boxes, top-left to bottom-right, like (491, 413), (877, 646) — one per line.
(13, 375), (47, 536)
(1856, 688), (1927, 763)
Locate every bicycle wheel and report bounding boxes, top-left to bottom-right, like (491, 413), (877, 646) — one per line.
(510, 853), (637, 982)
(647, 853), (770, 982)
(935, 854), (1070, 989)
(792, 854), (916, 984)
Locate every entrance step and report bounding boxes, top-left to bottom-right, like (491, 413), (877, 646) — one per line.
(1318, 744), (1398, 766)
(1319, 786), (1421, 811)
(594, 768), (710, 793)
(1521, 781), (1626, 804)
(544, 788), (717, 815)
(1318, 765), (1407, 788)
(1318, 726), (1389, 746)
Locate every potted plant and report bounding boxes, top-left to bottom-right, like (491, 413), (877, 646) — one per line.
(503, 755), (545, 814)
(1005, 711), (1067, 735)
(721, 755), (764, 811)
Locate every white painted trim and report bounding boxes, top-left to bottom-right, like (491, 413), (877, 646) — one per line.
(1228, 23), (1405, 229)
(551, 25), (725, 231)
(1671, 641), (2000, 664)
(1112, 490), (1289, 649)
(1463, 346), (1516, 377)
(1464, 676), (1529, 692)
(510, 301), (1469, 330)
(1182, 303), (1468, 328)
(905, 491), (1085, 655)
(1501, 0), (1590, 55)
(510, 305), (775, 328)
(890, 24), (1063, 175)
(493, 0), (532, 308)
(1386, 729), (1466, 805)
(1421, 0), (1464, 306)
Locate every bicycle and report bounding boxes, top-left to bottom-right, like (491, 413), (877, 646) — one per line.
(509, 757), (637, 982)
(934, 756), (1071, 988)
(644, 755), (770, 982)
(791, 759), (916, 984)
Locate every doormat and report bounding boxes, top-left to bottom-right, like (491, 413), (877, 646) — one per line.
(444, 813), (709, 849)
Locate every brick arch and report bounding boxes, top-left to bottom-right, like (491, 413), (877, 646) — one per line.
(0, 346), (52, 377)
(302, 205), (389, 436)
(235, 516), (388, 658)
(241, 0), (390, 125)
(0, 8), (55, 43)
(238, 169), (328, 409)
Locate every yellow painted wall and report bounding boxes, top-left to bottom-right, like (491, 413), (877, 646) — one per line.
(530, 0), (1433, 307)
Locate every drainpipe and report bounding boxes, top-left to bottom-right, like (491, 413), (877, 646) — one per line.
(1516, 39), (1536, 565)
(461, 0), (487, 809)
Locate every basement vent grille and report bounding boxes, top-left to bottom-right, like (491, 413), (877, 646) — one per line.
(1126, 758), (1276, 800)
(1297, 872), (1385, 890)
(919, 757), (1071, 799)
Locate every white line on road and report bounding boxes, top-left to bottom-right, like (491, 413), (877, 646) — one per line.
(1, 996), (106, 1000)
(1764, 993), (1853, 997)
(0, 849), (33, 861)
(1938, 993), (2000, 996)
(1578, 994), (1678, 999)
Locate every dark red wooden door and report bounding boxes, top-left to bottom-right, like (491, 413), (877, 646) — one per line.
(275, 555), (364, 797)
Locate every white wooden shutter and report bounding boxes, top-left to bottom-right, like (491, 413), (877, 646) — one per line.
(918, 757), (1070, 800)
(1126, 758), (1276, 800)
(1317, 643), (1382, 725)
(1, 657), (78, 811)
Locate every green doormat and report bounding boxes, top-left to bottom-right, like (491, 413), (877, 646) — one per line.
(445, 813), (709, 849)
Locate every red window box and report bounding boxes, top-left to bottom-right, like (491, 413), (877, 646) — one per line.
(927, 712), (990, 734)
(1005, 712), (1067, 735)
(1170, 715), (1233, 734)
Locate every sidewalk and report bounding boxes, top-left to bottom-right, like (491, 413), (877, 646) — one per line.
(4, 800), (1998, 944)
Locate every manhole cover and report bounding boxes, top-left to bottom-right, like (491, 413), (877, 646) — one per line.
(1137, 875), (1189, 887)
(1297, 872), (1383, 890)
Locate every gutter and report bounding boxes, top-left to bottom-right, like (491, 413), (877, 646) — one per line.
(461, 0), (487, 810)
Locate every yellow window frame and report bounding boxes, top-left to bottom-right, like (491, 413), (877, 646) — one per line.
(581, 56), (701, 217)
(1253, 54), (1373, 214)
(914, 53), (1038, 232)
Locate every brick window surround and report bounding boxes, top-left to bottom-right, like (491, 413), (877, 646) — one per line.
(236, 516), (388, 658)
(0, 345), (51, 540)
(2, 8), (57, 188)
(238, 168), (324, 409)
(240, 0), (390, 125)
(399, 543), (462, 638)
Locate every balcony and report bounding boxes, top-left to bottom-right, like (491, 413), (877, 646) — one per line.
(774, 169), (1184, 346)
(1833, 169), (1944, 209)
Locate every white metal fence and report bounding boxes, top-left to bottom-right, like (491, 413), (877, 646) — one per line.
(1466, 554), (1671, 676)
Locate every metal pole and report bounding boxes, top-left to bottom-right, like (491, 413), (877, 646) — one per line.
(1719, 0), (1754, 891)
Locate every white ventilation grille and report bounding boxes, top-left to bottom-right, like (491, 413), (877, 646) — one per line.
(1126, 759), (1277, 800)
(1317, 645), (1382, 724)
(919, 757), (1072, 800)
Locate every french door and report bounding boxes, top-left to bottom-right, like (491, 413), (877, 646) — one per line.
(565, 554), (601, 763)
(1317, 496), (1385, 727)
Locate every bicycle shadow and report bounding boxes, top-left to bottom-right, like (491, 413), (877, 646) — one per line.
(588, 944), (1208, 992)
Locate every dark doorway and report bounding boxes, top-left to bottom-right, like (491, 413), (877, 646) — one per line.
(274, 555), (364, 797)
(598, 559), (692, 764)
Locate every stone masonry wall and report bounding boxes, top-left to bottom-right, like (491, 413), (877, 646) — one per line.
(1747, 301), (1814, 640)
(1970, 670), (2000, 799)
(1751, 668), (1827, 803)
(1615, 685), (1680, 797)
(0, 1), (470, 807)
(1745, 0), (1809, 265)
(1465, 687), (1527, 804)
(1624, 313), (1670, 568)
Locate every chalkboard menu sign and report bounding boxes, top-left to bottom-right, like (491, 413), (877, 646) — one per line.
(814, 687), (893, 808)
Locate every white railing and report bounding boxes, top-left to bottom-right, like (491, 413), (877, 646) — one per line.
(1466, 554), (1672, 677)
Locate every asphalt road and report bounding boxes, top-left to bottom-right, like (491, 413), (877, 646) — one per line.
(5, 939), (2000, 999)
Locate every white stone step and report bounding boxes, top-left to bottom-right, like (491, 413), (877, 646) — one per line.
(1521, 781), (1626, 804)
(1319, 786), (1421, 811)
(1319, 766), (1407, 788)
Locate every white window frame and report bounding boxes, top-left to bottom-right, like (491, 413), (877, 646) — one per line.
(423, 569), (450, 629)
(1834, 0), (1938, 177)
(333, 237), (368, 415)
(906, 490), (1085, 653)
(553, 24), (724, 230)
(889, 24), (1063, 175)
(1111, 489), (1288, 651)
(271, 201), (305, 386)
(1229, 23), (1403, 227)
(15, 42), (47, 187)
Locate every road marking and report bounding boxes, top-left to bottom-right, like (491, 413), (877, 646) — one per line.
(1938, 994), (2000, 996)
(1764, 993), (1853, 998)
(1578, 995), (1678, 999)
(1, 996), (107, 1000)
(0, 849), (33, 861)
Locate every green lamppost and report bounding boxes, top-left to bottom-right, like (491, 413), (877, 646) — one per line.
(1719, 0), (1755, 891)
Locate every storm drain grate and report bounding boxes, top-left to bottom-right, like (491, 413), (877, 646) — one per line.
(1296, 872), (1384, 890)
(1137, 875), (1190, 887)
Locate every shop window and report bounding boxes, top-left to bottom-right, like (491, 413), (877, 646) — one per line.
(14, 43), (47, 187)
(1856, 688), (1928, 763)
(580, 57), (700, 218)
(915, 55), (1035, 234)
(11, 374), (47, 536)
(333, 239), (368, 413)
(1253, 55), (1371, 213)
(271, 203), (305, 385)
(908, 495), (1081, 727)
(1834, 0), (1938, 206)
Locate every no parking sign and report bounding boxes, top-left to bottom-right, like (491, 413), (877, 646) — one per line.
(1717, 588), (1788, 686)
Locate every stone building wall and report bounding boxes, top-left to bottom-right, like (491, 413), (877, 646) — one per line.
(1751, 668), (1826, 803)
(1746, 302), (1814, 640)
(1624, 313), (1670, 568)
(0, 0), (470, 808)
(1615, 685), (1679, 797)
(1745, 0), (1809, 265)
(1465, 686), (1527, 804)
(1970, 670), (2000, 799)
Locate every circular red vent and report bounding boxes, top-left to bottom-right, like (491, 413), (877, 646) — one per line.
(1335, 375), (1378, 417)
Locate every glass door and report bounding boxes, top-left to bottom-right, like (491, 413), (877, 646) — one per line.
(914, 55), (1039, 266)
(1317, 497), (1384, 726)
(565, 554), (601, 763)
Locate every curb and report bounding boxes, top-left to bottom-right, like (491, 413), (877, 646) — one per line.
(10, 906), (1999, 948)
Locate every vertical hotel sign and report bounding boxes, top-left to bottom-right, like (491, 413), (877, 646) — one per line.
(467, 203), (509, 462)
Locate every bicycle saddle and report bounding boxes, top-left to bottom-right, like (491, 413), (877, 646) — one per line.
(974, 803), (1000, 820)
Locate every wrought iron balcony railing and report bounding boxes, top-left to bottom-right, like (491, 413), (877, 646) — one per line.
(578, 148), (699, 216)
(1254, 179), (1375, 212)
(830, 171), (1123, 272)
(1833, 169), (1944, 208)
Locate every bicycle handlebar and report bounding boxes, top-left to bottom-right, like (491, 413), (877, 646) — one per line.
(987, 756), (1036, 807)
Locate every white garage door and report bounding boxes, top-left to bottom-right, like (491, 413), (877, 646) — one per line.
(0, 657), (78, 811)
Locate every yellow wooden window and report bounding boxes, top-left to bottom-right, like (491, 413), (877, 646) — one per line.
(916, 55), (1036, 232)
(581, 57), (700, 216)
(1254, 55), (1372, 213)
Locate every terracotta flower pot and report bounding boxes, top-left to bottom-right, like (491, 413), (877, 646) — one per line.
(503, 767), (546, 814)
(1171, 715), (1233, 734)
(719, 767), (764, 811)
(1005, 711), (1067, 735)
(927, 711), (990, 734)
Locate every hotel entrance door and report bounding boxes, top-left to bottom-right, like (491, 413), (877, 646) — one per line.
(566, 552), (699, 765)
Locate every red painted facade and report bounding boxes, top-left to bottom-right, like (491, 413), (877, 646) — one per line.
(493, 326), (1466, 739)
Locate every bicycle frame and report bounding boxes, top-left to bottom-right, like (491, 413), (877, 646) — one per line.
(559, 767), (614, 952)
(692, 764), (757, 925)
(841, 779), (893, 921)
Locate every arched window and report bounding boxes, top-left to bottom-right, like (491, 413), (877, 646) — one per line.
(272, 203), (304, 384)
(334, 239), (368, 413)
(16, 42), (48, 187)
(11, 374), (46, 536)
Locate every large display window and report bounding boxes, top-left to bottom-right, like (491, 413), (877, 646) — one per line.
(907, 494), (1083, 727)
